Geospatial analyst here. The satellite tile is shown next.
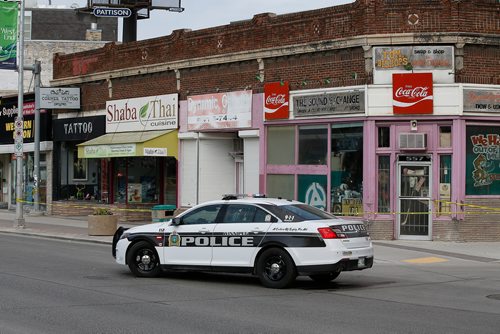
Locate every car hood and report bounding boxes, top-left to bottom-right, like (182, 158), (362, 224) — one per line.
(126, 222), (166, 234)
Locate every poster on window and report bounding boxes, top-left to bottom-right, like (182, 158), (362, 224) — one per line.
(298, 175), (327, 211)
(73, 156), (88, 181)
(465, 126), (500, 195)
(127, 183), (142, 203)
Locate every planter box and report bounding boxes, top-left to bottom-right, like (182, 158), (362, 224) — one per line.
(88, 215), (118, 236)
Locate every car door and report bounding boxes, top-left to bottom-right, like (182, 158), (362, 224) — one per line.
(163, 204), (222, 266)
(211, 204), (276, 268)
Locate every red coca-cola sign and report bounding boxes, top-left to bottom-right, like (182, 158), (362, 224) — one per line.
(264, 82), (289, 120)
(393, 73), (433, 114)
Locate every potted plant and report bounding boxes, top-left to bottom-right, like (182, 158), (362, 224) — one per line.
(88, 207), (118, 236)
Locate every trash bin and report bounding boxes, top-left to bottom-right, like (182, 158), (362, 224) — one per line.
(152, 204), (176, 222)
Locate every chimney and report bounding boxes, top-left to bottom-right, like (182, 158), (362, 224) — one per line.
(86, 23), (102, 41)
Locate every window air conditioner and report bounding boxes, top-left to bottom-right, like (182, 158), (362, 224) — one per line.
(399, 133), (427, 150)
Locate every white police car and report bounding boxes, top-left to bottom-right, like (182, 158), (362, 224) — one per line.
(112, 196), (373, 288)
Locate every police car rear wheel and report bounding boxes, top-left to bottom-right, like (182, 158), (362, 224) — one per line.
(256, 248), (296, 289)
(127, 241), (161, 277)
(309, 271), (341, 283)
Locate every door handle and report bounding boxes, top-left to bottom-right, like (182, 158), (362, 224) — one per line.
(251, 228), (263, 234)
(199, 228), (210, 234)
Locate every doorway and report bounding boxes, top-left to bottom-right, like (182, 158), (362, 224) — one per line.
(397, 157), (432, 240)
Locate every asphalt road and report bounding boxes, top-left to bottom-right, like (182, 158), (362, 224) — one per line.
(0, 233), (499, 334)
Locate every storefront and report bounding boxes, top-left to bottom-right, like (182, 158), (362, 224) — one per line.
(0, 94), (52, 210)
(77, 94), (179, 220)
(178, 90), (260, 206)
(52, 115), (106, 201)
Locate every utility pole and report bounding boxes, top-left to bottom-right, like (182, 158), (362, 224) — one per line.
(14, 0), (27, 228)
(33, 60), (41, 213)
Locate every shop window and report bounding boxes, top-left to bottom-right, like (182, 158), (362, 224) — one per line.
(439, 126), (452, 148)
(113, 159), (127, 203)
(298, 125), (327, 165)
(378, 156), (390, 213)
(438, 155), (452, 215)
(466, 126), (500, 195)
(331, 123), (363, 216)
(298, 174), (327, 211)
(127, 157), (160, 203)
(163, 157), (177, 206)
(266, 174), (294, 200)
(378, 127), (390, 148)
(267, 126), (295, 165)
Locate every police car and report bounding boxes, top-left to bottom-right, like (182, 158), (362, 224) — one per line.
(112, 196), (373, 288)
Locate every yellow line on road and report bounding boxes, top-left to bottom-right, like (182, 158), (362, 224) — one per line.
(403, 257), (449, 264)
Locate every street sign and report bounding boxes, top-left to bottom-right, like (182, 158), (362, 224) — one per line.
(93, 7), (132, 18)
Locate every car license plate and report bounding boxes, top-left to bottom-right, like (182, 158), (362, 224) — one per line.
(358, 257), (365, 267)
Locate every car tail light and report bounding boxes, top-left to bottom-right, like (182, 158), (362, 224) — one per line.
(318, 227), (347, 239)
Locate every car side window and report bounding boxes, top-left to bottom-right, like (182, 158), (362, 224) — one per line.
(222, 204), (276, 223)
(181, 205), (222, 225)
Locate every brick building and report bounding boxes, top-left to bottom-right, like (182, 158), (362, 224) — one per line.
(51, 0), (499, 241)
(0, 3), (117, 211)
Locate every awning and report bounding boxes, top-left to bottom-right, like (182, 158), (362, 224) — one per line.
(77, 130), (178, 159)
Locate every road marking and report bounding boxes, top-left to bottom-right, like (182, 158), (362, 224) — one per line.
(403, 257), (449, 264)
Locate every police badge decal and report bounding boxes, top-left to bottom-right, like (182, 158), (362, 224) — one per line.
(168, 231), (181, 247)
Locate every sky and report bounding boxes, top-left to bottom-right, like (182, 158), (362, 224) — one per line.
(47, 0), (354, 41)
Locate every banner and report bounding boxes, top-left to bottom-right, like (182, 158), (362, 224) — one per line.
(0, 1), (18, 70)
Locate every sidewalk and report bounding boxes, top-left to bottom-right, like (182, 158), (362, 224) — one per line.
(0, 209), (499, 262)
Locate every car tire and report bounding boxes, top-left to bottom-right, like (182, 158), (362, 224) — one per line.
(256, 248), (296, 289)
(127, 241), (161, 277)
(309, 271), (341, 283)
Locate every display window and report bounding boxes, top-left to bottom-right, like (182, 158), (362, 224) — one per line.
(266, 122), (363, 216)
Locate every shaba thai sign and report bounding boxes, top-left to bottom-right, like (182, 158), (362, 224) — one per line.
(187, 90), (252, 131)
(106, 94), (178, 133)
(393, 73), (433, 114)
(0, 1), (18, 70)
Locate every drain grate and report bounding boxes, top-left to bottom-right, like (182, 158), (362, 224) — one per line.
(486, 294), (500, 300)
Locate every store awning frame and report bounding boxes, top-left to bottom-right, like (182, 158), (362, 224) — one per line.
(77, 129), (178, 159)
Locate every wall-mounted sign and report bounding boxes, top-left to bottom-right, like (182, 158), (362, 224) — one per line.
(463, 89), (500, 113)
(393, 73), (433, 114)
(53, 116), (105, 141)
(106, 94), (178, 133)
(40, 87), (80, 109)
(0, 96), (51, 145)
(374, 46), (453, 71)
(187, 90), (252, 131)
(264, 82), (289, 120)
(93, 7), (132, 18)
(293, 90), (364, 117)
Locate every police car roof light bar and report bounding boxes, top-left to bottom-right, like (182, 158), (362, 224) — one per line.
(222, 193), (267, 200)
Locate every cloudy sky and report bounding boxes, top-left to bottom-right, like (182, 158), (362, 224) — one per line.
(48, 0), (354, 41)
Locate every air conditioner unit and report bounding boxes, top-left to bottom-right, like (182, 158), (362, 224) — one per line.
(399, 133), (427, 150)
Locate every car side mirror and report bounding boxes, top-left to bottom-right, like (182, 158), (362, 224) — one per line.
(171, 217), (182, 226)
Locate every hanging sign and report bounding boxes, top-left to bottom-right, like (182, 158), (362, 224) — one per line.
(0, 1), (18, 70)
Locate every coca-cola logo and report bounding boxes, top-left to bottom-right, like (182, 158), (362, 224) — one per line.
(395, 87), (429, 99)
(266, 94), (286, 106)
(392, 73), (433, 114)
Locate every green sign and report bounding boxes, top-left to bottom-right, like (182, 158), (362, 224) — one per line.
(466, 126), (500, 195)
(0, 1), (18, 70)
(298, 174), (327, 210)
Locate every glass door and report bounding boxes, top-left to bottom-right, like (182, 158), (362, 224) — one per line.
(397, 160), (432, 240)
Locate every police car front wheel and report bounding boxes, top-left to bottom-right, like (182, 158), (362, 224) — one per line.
(256, 248), (296, 289)
(127, 241), (161, 277)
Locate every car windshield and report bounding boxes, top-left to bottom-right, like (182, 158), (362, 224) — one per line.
(260, 204), (337, 222)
